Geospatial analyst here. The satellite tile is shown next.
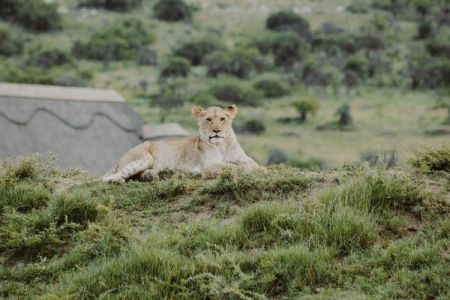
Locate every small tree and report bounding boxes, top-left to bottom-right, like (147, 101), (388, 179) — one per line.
(293, 96), (319, 122)
(160, 56), (191, 78)
(153, 0), (192, 22)
(154, 80), (187, 122)
(266, 10), (311, 42)
(336, 103), (353, 127)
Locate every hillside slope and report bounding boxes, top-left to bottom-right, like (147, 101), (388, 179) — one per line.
(0, 147), (449, 299)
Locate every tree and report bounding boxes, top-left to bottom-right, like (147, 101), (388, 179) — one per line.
(336, 103), (353, 127)
(154, 80), (187, 122)
(293, 96), (319, 122)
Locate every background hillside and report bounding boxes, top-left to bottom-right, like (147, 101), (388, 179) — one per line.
(1, 0), (449, 168)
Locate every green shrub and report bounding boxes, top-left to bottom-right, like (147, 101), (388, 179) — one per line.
(266, 10), (311, 42)
(426, 28), (450, 58)
(204, 48), (263, 79)
(288, 157), (326, 170)
(153, 0), (192, 22)
(154, 79), (189, 122)
(28, 47), (73, 69)
(301, 59), (339, 86)
(293, 96), (319, 122)
(410, 145), (450, 173)
(0, 0), (61, 32)
(267, 148), (288, 165)
(160, 56), (191, 78)
(73, 18), (154, 61)
(174, 36), (225, 65)
(249, 31), (278, 55)
(272, 32), (308, 67)
(189, 92), (218, 106)
(208, 77), (262, 106)
(312, 32), (358, 56)
(253, 74), (290, 98)
(344, 54), (369, 78)
(78, 0), (142, 11)
(410, 55), (450, 89)
(235, 118), (266, 134)
(0, 23), (24, 56)
(347, 1), (370, 14)
(416, 21), (433, 39)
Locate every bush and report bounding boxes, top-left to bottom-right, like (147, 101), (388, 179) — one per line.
(266, 10), (311, 42)
(236, 118), (266, 135)
(204, 48), (264, 79)
(73, 18), (154, 61)
(189, 92), (218, 106)
(312, 32), (358, 56)
(272, 32), (308, 67)
(416, 21), (433, 39)
(253, 74), (290, 98)
(347, 1), (370, 14)
(410, 145), (450, 173)
(208, 77), (262, 106)
(153, 0), (192, 22)
(249, 31), (278, 55)
(174, 36), (225, 65)
(160, 56), (191, 78)
(410, 56), (450, 89)
(336, 103), (354, 127)
(293, 96), (319, 122)
(288, 157), (326, 170)
(0, 23), (24, 56)
(0, 0), (61, 32)
(301, 59), (339, 86)
(267, 148), (288, 165)
(28, 47), (73, 69)
(78, 0), (142, 11)
(426, 28), (450, 58)
(154, 79), (188, 122)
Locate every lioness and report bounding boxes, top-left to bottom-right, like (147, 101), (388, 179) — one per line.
(102, 105), (260, 183)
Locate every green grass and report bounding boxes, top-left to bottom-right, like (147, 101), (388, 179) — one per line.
(0, 150), (448, 299)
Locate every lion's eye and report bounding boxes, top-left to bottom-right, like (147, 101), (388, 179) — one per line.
(220, 117), (226, 121)
(206, 118), (212, 122)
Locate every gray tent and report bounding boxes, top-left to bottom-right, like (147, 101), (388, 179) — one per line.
(0, 83), (144, 174)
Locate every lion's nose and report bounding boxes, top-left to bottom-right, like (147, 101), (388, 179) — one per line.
(212, 129), (221, 133)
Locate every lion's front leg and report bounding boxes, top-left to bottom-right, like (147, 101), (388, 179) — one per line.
(201, 163), (237, 179)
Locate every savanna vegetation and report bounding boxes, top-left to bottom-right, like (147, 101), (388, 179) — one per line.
(0, 147), (449, 298)
(1, 1), (450, 298)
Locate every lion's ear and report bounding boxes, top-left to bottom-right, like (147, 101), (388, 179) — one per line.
(225, 104), (238, 119)
(192, 106), (204, 119)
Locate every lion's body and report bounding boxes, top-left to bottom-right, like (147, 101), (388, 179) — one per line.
(103, 105), (259, 183)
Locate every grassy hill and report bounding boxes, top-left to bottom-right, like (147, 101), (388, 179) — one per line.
(1, 0), (449, 168)
(0, 147), (449, 299)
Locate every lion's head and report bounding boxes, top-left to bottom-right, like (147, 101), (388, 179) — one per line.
(192, 105), (237, 144)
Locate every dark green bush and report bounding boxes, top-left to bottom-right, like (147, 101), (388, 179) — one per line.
(160, 56), (191, 78)
(249, 31), (278, 55)
(272, 32), (308, 67)
(204, 48), (263, 79)
(253, 74), (290, 98)
(313, 32), (358, 56)
(344, 54), (369, 79)
(154, 79), (188, 122)
(28, 47), (73, 69)
(153, 0), (192, 22)
(410, 55), (450, 89)
(78, 0), (142, 11)
(189, 92), (218, 106)
(73, 18), (154, 61)
(267, 148), (288, 165)
(208, 77), (262, 106)
(174, 36), (225, 65)
(236, 118), (266, 135)
(347, 1), (370, 14)
(0, 0), (61, 32)
(301, 59), (339, 86)
(0, 23), (24, 56)
(357, 35), (384, 51)
(416, 21), (433, 39)
(266, 10), (311, 42)
(426, 28), (450, 58)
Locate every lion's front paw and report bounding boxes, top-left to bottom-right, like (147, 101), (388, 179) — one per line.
(102, 174), (125, 184)
(140, 170), (159, 181)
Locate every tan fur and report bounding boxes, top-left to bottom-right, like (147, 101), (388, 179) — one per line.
(103, 105), (260, 183)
